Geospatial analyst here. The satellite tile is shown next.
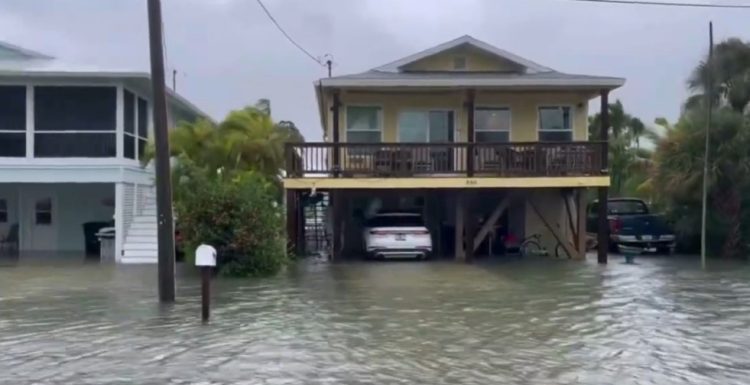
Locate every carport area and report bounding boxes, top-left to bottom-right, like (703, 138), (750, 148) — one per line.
(286, 187), (588, 261)
(0, 183), (115, 258)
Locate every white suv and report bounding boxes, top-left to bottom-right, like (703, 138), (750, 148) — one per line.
(363, 212), (432, 260)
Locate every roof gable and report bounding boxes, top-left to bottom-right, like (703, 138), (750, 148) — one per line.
(374, 35), (551, 74)
(0, 41), (53, 60)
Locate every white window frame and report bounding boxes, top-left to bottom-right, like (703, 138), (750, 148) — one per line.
(537, 105), (574, 142)
(396, 108), (457, 143)
(474, 106), (512, 142)
(343, 105), (383, 143)
(123, 89), (150, 161)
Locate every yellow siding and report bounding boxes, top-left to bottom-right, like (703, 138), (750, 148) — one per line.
(404, 48), (520, 72)
(329, 90), (591, 143)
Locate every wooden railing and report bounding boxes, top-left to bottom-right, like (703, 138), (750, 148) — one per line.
(285, 142), (605, 178)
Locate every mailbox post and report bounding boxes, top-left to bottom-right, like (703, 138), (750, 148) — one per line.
(195, 244), (217, 322)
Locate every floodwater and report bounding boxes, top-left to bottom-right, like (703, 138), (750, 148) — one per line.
(1, 256), (750, 385)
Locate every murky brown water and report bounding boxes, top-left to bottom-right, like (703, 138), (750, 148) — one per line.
(1, 256), (750, 385)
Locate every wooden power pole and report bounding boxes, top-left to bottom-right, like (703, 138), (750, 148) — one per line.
(147, 0), (176, 302)
(700, 21), (714, 269)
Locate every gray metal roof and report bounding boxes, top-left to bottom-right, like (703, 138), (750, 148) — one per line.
(319, 69), (625, 89)
(0, 42), (211, 120)
(318, 35), (625, 90)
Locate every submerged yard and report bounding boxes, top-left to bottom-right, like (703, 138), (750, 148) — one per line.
(1, 256), (750, 384)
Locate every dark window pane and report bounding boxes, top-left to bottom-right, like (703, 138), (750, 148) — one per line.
(124, 90), (135, 134)
(138, 138), (147, 160)
(539, 131), (573, 142)
(476, 131), (509, 143)
(346, 131), (380, 143)
(0, 133), (25, 157)
(35, 86), (116, 132)
(0, 199), (6, 211)
(0, 86), (25, 131)
(475, 108), (510, 132)
(36, 212), (51, 225)
(124, 134), (135, 159)
(35, 133), (116, 157)
(137, 97), (148, 138)
(539, 107), (571, 131)
(0, 212), (6, 223)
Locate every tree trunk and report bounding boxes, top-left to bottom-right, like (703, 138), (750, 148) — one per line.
(714, 186), (743, 258)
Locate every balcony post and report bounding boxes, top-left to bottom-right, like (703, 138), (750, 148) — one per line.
(465, 89), (476, 177)
(331, 91), (341, 177)
(597, 89), (610, 264)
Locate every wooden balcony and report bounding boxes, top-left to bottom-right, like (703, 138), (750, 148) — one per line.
(285, 142), (605, 178)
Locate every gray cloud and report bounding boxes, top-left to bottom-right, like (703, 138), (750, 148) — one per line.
(0, 0), (746, 141)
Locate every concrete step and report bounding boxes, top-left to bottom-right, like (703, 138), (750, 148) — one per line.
(123, 242), (158, 251)
(120, 256), (157, 264)
(129, 222), (157, 230)
(133, 216), (157, 224)
(123, 248), (158, 257)
(126, 235), (158, 244)
(127, 228), (156, 236)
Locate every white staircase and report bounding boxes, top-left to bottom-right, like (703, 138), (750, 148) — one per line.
(122, 193), (158, 264)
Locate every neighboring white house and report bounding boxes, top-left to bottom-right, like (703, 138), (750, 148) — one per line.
(0, 41), (208, 263)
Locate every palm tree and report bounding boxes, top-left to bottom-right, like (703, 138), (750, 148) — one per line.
(649, 109), (750, 258)
(687, 38), (750, 113)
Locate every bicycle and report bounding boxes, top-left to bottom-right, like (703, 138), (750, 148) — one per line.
(518, 234), (548, 257)
(519, 233), (574, 259)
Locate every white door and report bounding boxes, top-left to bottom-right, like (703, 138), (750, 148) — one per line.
(21, 191), (57, 251)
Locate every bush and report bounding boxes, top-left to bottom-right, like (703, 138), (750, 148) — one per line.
(173, 159), (287, 277)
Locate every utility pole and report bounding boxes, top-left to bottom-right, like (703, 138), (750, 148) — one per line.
(326, 59), (332, 78)
(147, 0), (176, 302)
(172, 69), (177, 91)
(700, 21), (714, 269)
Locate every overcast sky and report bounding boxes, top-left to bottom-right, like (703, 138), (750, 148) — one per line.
(0, 0), (748, 140)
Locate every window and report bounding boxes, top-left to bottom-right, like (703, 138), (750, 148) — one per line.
(0, 86), (26, 157)
(346, 106), (381, 143)
(453, 56), (467, 70)
(0, 199), (7, 223)
(137, 97), (149, 159)
(398, 110), (453, 142)
(475, 108), (510, 142)
(124, 90), (135, 159)
(34, 86), (116, 157)
(35, 198), (52, 225)
(538, 106), (573, 142)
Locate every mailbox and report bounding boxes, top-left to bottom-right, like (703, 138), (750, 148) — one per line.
(195, 244), (217, 267)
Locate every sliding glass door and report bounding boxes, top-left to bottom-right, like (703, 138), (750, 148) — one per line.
(398, 110), (454, 172)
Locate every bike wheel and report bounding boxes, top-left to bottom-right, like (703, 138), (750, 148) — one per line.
(555, 243), (571, 259)
(520, 240), (542, 257)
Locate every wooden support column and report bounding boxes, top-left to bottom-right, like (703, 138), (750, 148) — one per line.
(464, 191), (476, 263)
(576, 188), (587, 259)
(330, 190), (343, 261)
(465, 90), (476, 177)
(285, 189), (298, 257)
(454, 191), (465, 261)
(597, 90), (610, 264)
(331, 91), (341, 177)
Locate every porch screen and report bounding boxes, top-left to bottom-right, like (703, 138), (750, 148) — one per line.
(0, 86), (26, 157)
(538, 106), (573, 141)
(123, 90), (150, 161)
(475, 108), (510, 142)
(34, 86), (116, 157)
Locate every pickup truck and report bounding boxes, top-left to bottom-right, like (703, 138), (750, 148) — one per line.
(587, 198), (676, 254)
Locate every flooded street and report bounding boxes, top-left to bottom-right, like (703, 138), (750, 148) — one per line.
(2, 256), (750, 384)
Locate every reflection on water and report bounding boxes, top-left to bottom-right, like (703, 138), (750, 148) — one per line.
(1, 256), (750, 384)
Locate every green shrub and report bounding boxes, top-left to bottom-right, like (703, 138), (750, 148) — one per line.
(173, 158), (287, 277)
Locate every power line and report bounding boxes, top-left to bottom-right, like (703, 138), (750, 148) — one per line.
(569, 0), (750, 8)
(255, 0), (326, 66)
